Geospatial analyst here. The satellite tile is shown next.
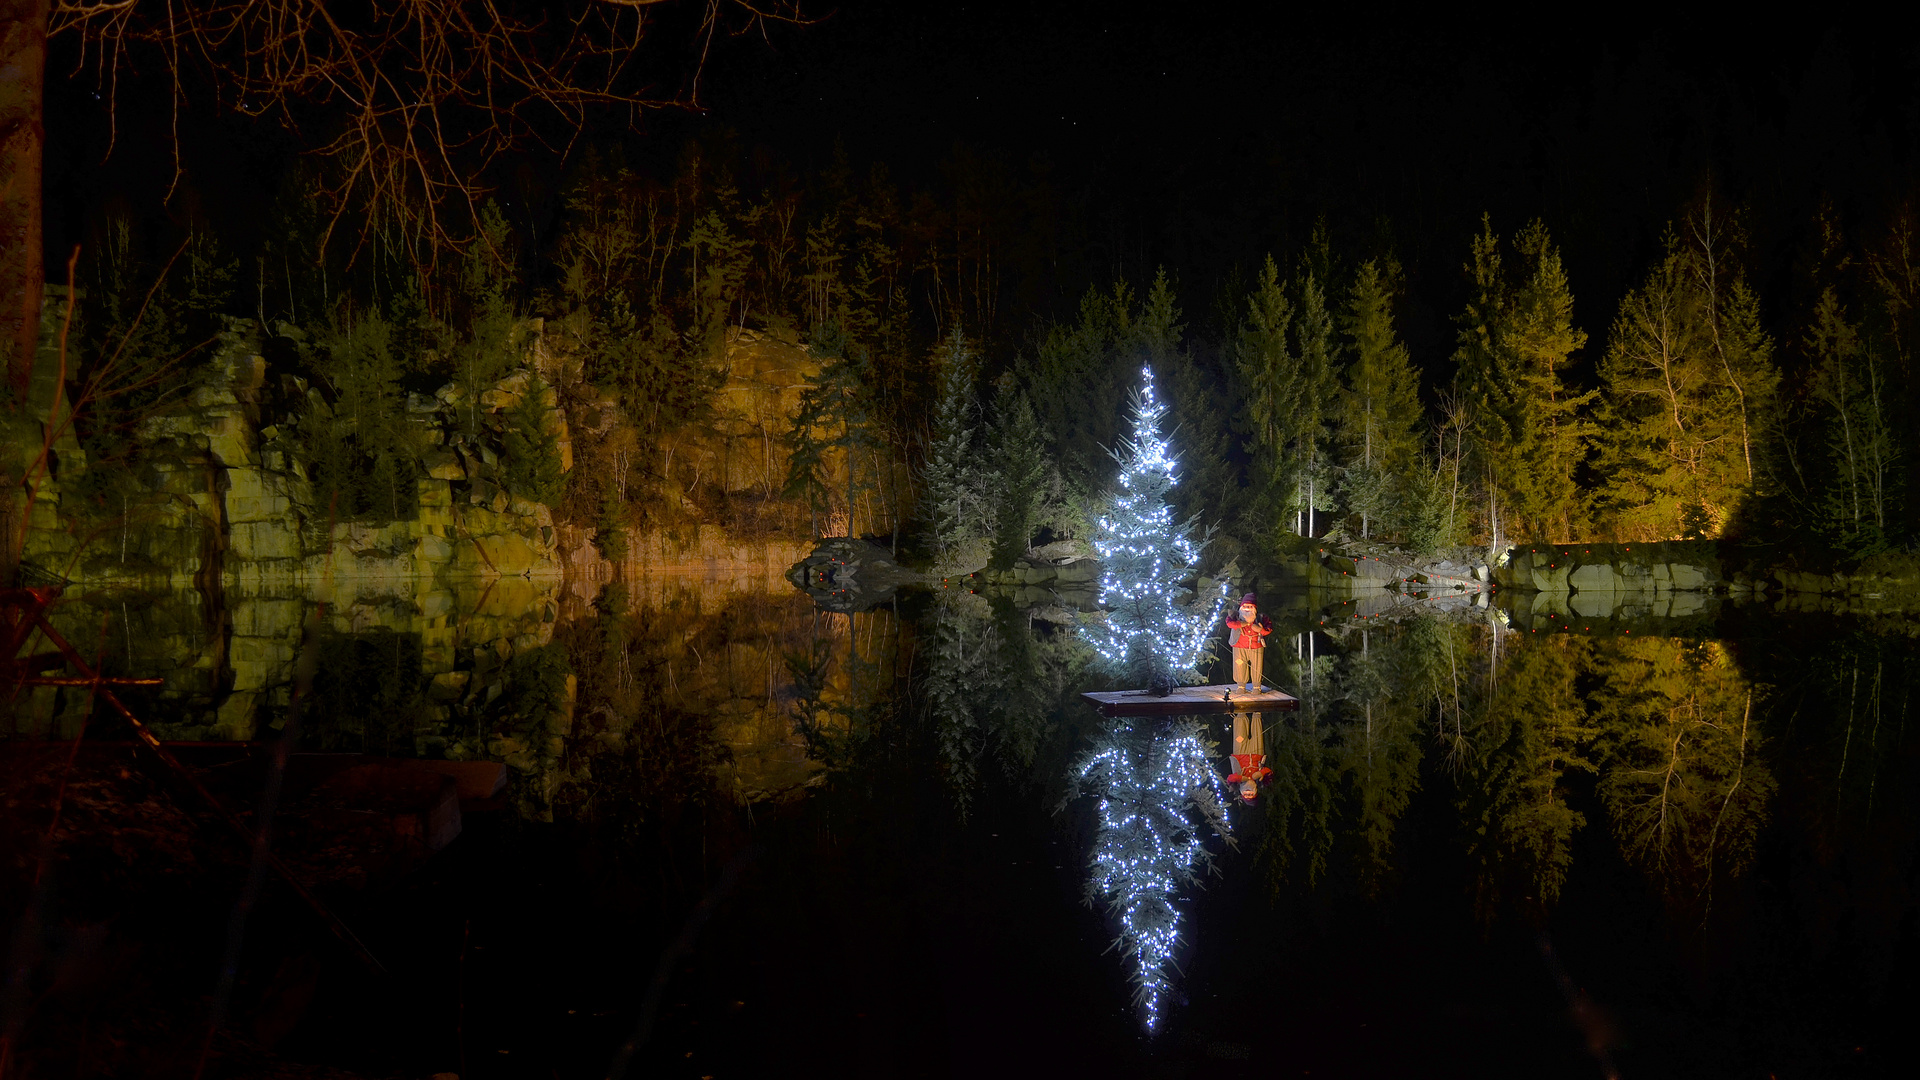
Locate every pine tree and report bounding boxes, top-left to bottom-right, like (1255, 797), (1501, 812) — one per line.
(303, 311), (421, 521)
(1335, 260), (1424, 539)
(1506, 223), (1594, 538)
(1072, 716), (1231, 1031)
(1761, 205), (1895, 553)
(1455, 636), (1597, 918)
(1082, 368), (1230, 692)
(1019, 282), (1134, 480)
(1806, 287), (1897, 551)
(503, 376), (566, 507)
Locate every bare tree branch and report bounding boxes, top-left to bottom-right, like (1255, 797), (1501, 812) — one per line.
(50, 1), (808, 268)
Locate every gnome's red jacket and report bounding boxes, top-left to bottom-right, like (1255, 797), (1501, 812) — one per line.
(1228, 754), (1272, 784)
(1226, 614), (1272, 650)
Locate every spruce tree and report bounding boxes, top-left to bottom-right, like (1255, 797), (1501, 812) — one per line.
(1235, 258), (1300, 545)
(988, 388), (1047, 569)
(1805, 288), (1896, 550)
(1082, 368), (1229, 692)
(1506, 222), (1594, 539)
(1019, 282), (1134, 480)
(1143, 270), (1239, 529)
(921, 328), (987, 565)
(1293, 271), (1338, 536)
(1452, 217), (1589, 544)
(503, 377), (566, 507)
(783, 324), (872, 538)
(1336, 260), (1424, 540)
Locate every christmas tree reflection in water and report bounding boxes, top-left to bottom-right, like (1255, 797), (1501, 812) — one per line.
(1071, 716), (1232, 1030)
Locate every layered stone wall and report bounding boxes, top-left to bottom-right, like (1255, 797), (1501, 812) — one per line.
(1492, 541), (1722, 594)
(1302, 548), (1490, 595)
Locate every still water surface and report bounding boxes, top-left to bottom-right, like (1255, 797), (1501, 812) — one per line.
(14, 573), (1915, 1077)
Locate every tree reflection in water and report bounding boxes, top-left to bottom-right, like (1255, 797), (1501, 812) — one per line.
(545, 589), (1918, 1065)
(1590, 638), (1772, 920)
(8, 578), (1914, 1072)
(1067, 715), (1231, 1030)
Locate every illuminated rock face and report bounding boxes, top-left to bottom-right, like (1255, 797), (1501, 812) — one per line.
(14, 315), (571, 588)
(710, 328), (825, 495)
(1495, 542), (1724, 595)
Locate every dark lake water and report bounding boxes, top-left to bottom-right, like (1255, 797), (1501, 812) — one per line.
(7, 575), (1916, 1078)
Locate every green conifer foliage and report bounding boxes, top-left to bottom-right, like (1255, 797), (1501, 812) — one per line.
(1452, 218), (1590, 543)
(782, 325), (873, 538)
(1145, 270), (1240, 530)
(448, 205), (532, 439)
(1232, 257), (1351, 545)
(1335, 260), (1424, 540)
(503, 376), (565, 506)
(1595, 226), (1778, 541)
(988, 387), (1046, 569)
(1292, 270), (1339, 535)
(1865, 208), (1920, 539)
(1803, 288), (1898, 551)
(301, 313), (421, 522)
(1454, 636), (1597, 920)
(1233, 257), (1300, 547)
(1018, 282), (1134, 481)
(920, 328), (988, 565)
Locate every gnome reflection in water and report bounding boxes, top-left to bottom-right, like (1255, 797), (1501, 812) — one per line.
(1227, 712), (1274, 803)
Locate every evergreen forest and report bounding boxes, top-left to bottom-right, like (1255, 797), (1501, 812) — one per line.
(40, 133), (1920, 574)
(13, 8), (1920, 582)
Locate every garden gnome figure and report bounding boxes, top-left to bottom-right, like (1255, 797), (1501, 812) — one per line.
(1225, 594), (1271, 693)
(1227, 712), (1274, 803)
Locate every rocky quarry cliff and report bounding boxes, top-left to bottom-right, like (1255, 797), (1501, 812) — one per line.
(5, 310), (834, 589)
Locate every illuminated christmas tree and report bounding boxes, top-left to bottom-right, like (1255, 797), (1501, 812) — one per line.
(1084, 367), (1230, 692)
(1074, 716), (1232, 1031)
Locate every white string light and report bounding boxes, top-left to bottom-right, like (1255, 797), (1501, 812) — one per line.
(1082, 366), (1230, 688)
(1075, 718), (1231, 1031)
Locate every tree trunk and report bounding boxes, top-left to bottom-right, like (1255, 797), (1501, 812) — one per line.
(1, 0), (46, 401)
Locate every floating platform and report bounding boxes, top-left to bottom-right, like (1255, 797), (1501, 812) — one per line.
(1080, 684), (1300, 717)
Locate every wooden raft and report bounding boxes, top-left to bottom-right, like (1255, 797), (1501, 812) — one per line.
(1081, 684), (1300, 717)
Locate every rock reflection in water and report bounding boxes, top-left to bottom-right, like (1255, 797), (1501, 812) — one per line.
(4, 571), (895, 824)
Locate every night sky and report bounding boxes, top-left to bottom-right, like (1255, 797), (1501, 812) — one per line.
(30, 0), (1920, 399)
(690, 4), (1920, 355)
(42, 3), (1920, 367)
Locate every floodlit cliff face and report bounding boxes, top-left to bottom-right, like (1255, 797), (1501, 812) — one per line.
(7, 311), (843, 592)
(11, 315), (575, 588)
(616, 327), (828, 575)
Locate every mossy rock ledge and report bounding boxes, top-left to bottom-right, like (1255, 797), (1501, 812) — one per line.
(1493, 541), (1723, 594)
